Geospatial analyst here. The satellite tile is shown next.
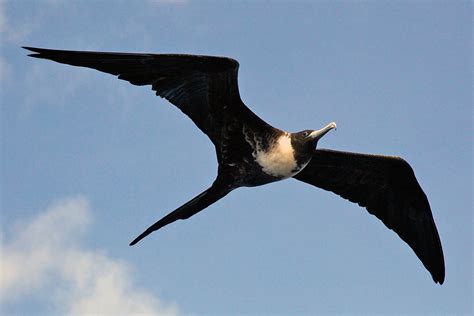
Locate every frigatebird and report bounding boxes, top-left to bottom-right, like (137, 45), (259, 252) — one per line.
(24, 46), (445, 284)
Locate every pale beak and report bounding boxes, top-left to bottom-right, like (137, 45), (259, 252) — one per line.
(308, 122), (337, 141)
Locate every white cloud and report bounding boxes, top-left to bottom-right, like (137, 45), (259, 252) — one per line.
(0, 196), (178, 315)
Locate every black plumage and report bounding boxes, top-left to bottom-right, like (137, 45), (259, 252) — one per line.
(24, 46), (445, 284)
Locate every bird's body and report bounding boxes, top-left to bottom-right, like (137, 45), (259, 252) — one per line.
(250, 132), (300, 179)
(221, 125), (333, 187)
(24, 46), (445, 284)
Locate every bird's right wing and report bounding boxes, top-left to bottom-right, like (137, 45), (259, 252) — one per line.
(23, 47), (262, 146)
(293, 149), (445, 284)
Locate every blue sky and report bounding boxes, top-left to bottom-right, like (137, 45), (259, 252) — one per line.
(1, 1), (472, 315)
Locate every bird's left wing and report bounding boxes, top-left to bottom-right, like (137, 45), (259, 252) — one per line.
(293, 149), (445, 284)
(23, 46), (246, 146)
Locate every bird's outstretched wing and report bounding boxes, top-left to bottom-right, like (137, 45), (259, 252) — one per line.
(130, 184), (232, 246)
(293, 149), (445, 284)
(23, 46), (251, 146)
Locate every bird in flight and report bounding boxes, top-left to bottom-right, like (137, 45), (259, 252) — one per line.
(24, 46), (444, 284)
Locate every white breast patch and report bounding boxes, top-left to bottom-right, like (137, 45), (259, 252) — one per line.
(253, 134), (298, 178)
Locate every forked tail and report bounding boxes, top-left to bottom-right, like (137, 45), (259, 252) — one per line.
(130, 184), (232, 246)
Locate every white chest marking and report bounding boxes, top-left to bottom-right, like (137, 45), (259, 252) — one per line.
(253, 134), (297, 178)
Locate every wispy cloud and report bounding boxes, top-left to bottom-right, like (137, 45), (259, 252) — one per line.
(0, 0), (34, 45)
(0, 196), (178, 315)
(0, 0), (73, 45)
(21, 62), (90, 112)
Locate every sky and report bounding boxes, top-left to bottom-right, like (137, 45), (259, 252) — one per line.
(1, 1), (472, 315)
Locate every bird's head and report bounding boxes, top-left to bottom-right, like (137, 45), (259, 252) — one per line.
(291, 122), (337, 155)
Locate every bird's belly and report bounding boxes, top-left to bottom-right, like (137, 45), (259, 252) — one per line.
(254, 150), (297, 179)
(253, 134), (301, 179)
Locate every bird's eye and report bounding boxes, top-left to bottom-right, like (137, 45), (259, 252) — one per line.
(303, 131), (310, 137)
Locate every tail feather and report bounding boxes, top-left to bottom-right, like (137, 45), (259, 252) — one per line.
(130, 185), (231, 246)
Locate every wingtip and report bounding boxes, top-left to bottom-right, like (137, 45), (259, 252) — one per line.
(435, 273), (445, 285)
(430, 266), (445, 285)
(23, 46), (47, 58)
(22, 46), (41, 52)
